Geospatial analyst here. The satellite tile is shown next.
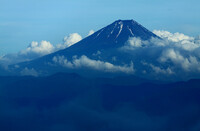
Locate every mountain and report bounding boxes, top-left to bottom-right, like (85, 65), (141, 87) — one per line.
(4, 18), (200, 81)
(9, 19), (162, 78)
(2, 19), (200, 130)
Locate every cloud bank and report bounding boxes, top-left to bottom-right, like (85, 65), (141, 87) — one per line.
(0, 32), (85, 66)
(121, 30), (200, 76)
(0, 30), (96, 66)
(52, 55), (134, 74)
(159, 49), (200, 72)
(0, 41), (55, 66)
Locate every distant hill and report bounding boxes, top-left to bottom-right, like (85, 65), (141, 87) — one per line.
(0, 73), (200, 131)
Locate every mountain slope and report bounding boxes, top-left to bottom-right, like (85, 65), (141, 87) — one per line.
(8, 19), (200, 81)
(10, 19), (160, 78)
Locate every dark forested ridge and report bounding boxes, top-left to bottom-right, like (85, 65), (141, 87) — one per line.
(0, 73), (200, 131)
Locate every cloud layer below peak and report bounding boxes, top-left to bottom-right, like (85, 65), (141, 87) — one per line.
(121, 30), (200, 77)
(0, 31), (91, 66)
(52, 55), (134, 74)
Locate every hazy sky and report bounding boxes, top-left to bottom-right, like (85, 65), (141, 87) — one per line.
(0, 0), (200, 55)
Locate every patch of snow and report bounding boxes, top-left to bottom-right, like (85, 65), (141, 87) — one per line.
(108, 23), (117, 38)
(95, 28), (105, 38)
(128, 26), (134, 36)
(115, 23), (123, 39)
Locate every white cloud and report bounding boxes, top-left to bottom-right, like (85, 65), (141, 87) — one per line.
(142, 62), (174, 75)
(153, 30), (194, 42)
(123, 31), (200, 52)
(122, 37), (167, 51)
(64, 33), (82, 47)
(0, 33), (83, 66)
(92, 51), (101, 56)
(0, 30), (95, 66)
(124, 37), (144, 49)
(176, 40), (200, 51)
(121, 37), (150, 51)
(56, 33), (82, 49)
(0, 54), (27, 66)
(149, 37), (167, 47)
(124, 36), (200, 52)
(159, 49), (200, 72)
(20, 41), (55, 56)
(128, 37), (143, 47)
(120, 30), (200, 75)
(112, 56), (117, 62)
(88, 30), (95, 36)
(195, 35), (200, 44)
(150, 65), (174, 75)
(57, 30), (95, 50)
(52, 56), (73, 68)
(52, 55), (134, 74)
(0, 41), (55, 66)
(20, 67), (38, 76)
(153, 30), (200, 51)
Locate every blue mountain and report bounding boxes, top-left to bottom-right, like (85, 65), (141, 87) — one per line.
(1, 20), (200, 131)
(10, 20), (161, 78)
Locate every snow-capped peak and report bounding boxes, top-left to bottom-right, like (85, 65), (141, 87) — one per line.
(92, 19), (158, 43)
(115, 22), (123, 39)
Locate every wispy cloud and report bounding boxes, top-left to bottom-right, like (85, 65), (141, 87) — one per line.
(20, 67), (38, 76)
(88, 30), (95, 36)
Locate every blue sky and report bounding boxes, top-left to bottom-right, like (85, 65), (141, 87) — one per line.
(0, 0), (200, 55)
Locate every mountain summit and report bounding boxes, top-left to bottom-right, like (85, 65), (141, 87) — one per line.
(75, 19), (159, 50)
(93, 19), (158, 43)
(51, 19), (159, 53)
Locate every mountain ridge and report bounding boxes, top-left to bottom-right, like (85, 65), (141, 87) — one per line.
(10, 19), (159, 76)
(9, 19), (185, 81)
